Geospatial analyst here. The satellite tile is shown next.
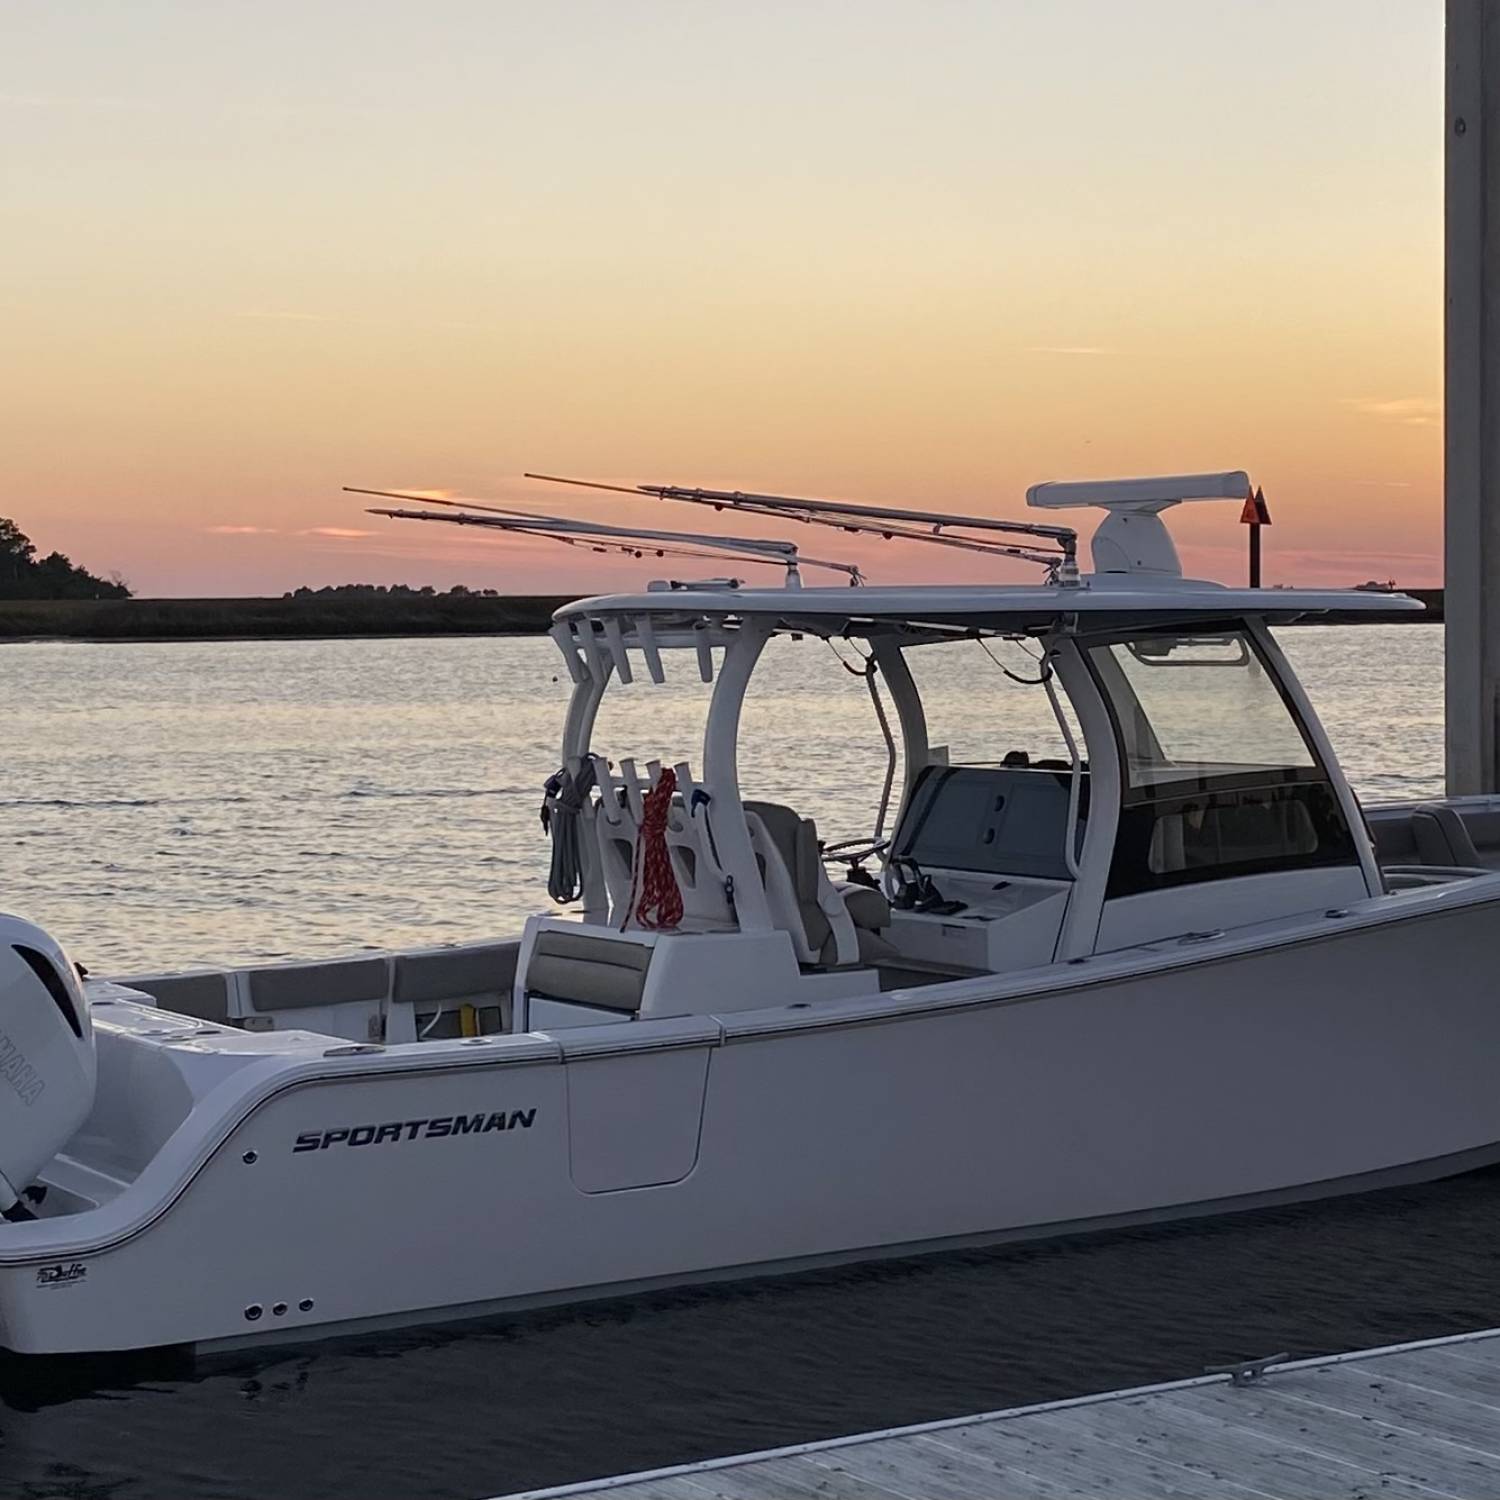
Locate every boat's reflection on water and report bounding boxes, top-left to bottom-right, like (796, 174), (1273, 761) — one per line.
(5, 1163), (1500, 1500)
(0, 1342), (197, 1411)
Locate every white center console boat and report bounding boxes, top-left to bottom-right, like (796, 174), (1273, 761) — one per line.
(1, 471), (1494, 1356)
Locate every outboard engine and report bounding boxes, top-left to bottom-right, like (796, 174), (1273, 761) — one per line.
(0, 915), (96, 1219)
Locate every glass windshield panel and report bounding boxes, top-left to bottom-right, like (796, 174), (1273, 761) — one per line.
(1088, 631), (1317, 791)
(899, 637), (1081, 768)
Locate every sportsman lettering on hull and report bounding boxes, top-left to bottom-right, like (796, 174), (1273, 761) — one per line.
(294, 1110), (537, 1153)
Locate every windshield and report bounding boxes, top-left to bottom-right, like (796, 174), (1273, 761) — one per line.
(1086, 627), (1358, 895)
(900, 636), (1081, 769)
(1087, 630), (1317, 791)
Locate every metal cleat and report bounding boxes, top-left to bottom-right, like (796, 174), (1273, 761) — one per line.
(1206, 1353), (1291, 1387)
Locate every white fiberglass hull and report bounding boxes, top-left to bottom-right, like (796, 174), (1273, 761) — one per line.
(3, 883), (1498, 1355)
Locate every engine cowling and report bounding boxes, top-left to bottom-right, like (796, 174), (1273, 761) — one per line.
(0, 915), (97, 1215)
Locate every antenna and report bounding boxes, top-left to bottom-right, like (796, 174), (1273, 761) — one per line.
(354, 492), (865, 587)
(524, 474), (1080, 585)
(1026, 470), (1251, 578)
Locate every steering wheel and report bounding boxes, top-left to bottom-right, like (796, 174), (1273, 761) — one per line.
(820, 836), (890, 867)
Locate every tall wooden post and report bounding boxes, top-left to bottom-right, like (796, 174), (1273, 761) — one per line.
(1446, 0), (1500, 793)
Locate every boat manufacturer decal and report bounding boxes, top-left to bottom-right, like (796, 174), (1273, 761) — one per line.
(293, 1110), (537, 1153)
(0, 1027), (43, 1107)
(35, 1262), (86, 1289)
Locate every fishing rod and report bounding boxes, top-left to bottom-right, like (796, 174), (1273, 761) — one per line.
(347, 487), (572, 522)
(523, 474), (1080, 583)
(352, 490), (796, 556)
(360, 500), (866, 586)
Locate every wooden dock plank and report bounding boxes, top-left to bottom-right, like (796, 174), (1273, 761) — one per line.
(1185, 1381), (1496, 1498)
(660, 1455), (883, 1500)
(585, 1477), (739, 1500)
(1271, 1366), (1500, 1458)
(929, 1408), (1278, 1500)
(1376, 1347), (1500, 1406)
(1022, 1398), (1444, 1500)
(806, 1429), (1114, 1500)
(904, 1431), (1118, 1500)
(1404, 1338), (1500, 1376)
(803, 1442), (1028, 1500)
(491, 1330), (1500, 1500)
(908, 1429), (1153, 1500)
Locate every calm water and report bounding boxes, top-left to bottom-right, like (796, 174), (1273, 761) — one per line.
(6, 623), (1499, 1500)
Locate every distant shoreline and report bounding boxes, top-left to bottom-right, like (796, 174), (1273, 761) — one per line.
(0, 594), (572, 643)
(1312, 587), (1443, 625)
(0, 588), (1444, 642)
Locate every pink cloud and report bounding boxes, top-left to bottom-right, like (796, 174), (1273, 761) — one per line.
(1340, 396), (1441, 427)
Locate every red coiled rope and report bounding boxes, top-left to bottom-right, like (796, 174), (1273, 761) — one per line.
(627, 766), (684, 931)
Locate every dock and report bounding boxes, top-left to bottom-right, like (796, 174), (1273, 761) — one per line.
(493, 1327), (1500, 1499)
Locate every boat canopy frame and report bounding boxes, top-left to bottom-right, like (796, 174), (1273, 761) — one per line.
(547, 589), (1387, 955)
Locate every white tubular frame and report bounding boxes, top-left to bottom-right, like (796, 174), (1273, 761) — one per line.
(1042, 649), (1085, 881)
(1048, 637), (1122, 961)
(701, 619), (774, 932)
(869, 641), (929, 846)
(870, 642), (930, 792)
(553, 610), (776, 935)
(557, 632), (615, 924)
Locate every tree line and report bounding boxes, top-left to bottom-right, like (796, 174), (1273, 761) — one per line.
(0, 518), (131, 599)
(283, 583), (504, 598)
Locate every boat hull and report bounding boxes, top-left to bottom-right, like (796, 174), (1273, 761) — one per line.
(3, 890), (1498, 1354)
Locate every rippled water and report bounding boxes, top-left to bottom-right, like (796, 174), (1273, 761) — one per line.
(6, 623), (1496, 1500)
(0, 625), (1447, 972)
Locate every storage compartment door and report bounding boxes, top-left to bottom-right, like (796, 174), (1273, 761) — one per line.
(562, 1018), (716, 1193)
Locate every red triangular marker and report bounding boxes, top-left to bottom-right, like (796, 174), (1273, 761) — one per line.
(1240, 485), (1272, 525)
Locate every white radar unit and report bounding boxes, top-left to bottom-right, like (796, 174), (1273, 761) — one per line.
(1027, 470), (1252, 577)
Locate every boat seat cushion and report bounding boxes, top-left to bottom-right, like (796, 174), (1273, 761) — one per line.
(243, 956), (390, 1013)
(745, 800), (834, 956)
(1412, 803), (1482, 868)
(1458, 807), (1500, 859)
(815, 885), (894, 965)
(851, 924), (899, 964)
(114, 969), (231, 1025)
(827, 883), (895, 963)
(1368, 811), (1420, 865)
(392, 944), (519, 1005)
(838, 885), (891, 933)
(525, 929), (652, 1014)
(1151, 796), (1317, 873)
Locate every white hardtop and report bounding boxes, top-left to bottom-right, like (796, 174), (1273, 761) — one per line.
(554, 577), (1423, 632)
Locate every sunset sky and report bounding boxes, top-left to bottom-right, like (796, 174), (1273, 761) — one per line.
(5, 1), (1441, 596)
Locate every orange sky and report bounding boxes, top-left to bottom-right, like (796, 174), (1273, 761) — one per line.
(3, 1), (1442, 596)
